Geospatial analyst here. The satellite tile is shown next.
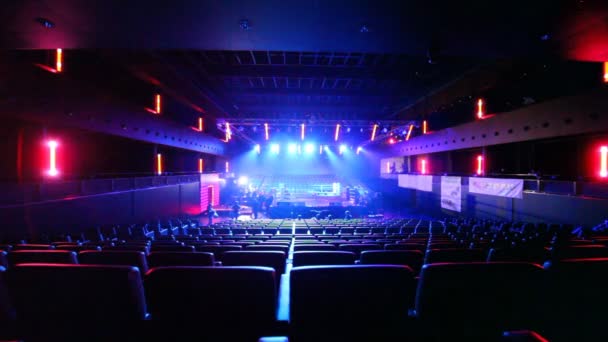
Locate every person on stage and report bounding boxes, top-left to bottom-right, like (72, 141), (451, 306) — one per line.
(207, 203), (217, 226)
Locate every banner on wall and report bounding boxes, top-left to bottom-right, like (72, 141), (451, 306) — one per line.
(397, 174), (433, 192)
(441, 176), (462, 212)
(469, 177), (524, 199)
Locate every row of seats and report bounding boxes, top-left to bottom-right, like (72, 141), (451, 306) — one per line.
(0, 259), (595, 341)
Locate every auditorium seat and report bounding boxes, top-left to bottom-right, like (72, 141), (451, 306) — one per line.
(502, 330), (551, 342)
(0, 251), (7, 268)
(424, 248), (486, 264)
(487, 248), (548, 263)
(293, 244), (337, 251)
(246, 245), (289, 254)
(11, 244), (53, 251)
(150, 245), (195, 252)
(415, 262), (545, 339)
(543, 258), (608, 341)
(0, 267), (13, 320)
(8, 264), (146, 321)
(292, 251), (356, 267)
(338, 244), (382, 257)
(290, 265), (416, 340)
(550, 245), (608, 260)
(105, 244), (150, 254)
(144, 266), (276, 338)
(8, 250), (78, 267)
(148, 252), (215, 267)
(54, 244), (102, 252)
(222, 251), (286, 275)
(385, 243), (426, 251)
(360, 250), (424, 273)
(78, 250), (149, 274)
(193, 244), (241, 260)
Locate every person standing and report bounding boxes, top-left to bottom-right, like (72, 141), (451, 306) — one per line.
(231, 201), (241, 221)
(207, 203), (217, 226)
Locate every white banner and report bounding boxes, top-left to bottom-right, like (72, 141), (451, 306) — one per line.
(397, 174), (433, 192)
(469, 177), (524, 199)
(441, 176), (462, 212)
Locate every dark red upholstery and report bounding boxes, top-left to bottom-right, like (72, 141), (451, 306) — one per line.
(290, 265), (416, 340)
(148, 252), (214, 267)
(8, 250), (78, 267)
(8, 264), (146, 321)
(292, 251), (356, 267)
(416, 262), (545, 339)
(78, 250), (149, 274)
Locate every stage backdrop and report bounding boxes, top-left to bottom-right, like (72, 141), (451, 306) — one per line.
(469, 177), (524, 199)
(441, 176), (462, 212)
(398, 174), (433, 192)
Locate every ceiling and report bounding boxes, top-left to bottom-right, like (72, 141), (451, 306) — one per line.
(2, 0), (608, 146)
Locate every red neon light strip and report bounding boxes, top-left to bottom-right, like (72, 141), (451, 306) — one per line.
(600, 146), (607, 178)
(477, 99), (484, 119)
(155, 94), (162, 114)
(199, 158), (204, 173)
(604, 62), (608, 83)
(47, 141), (58, 176)
(264, 123), (269, 140)
(371, 124), (378, 141)
(157, 154), (162, 175)
(335, 124), (341, 141)
(405, 124), (414, 141)
(423, 120), (427, 134)
(421, 159), (427, 174)
(198, 117), (204, 131)
(56, 49), (63, 73)
(476, 155), (484, 175)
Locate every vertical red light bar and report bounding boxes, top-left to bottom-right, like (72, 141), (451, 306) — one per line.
(600, 146), (608, 178)
(477, 98), (484, 119)
(264, 123), (269, 140)
(155, 94), (162, 114)
(371, 124), (378, 141)
(423, 120), (428, 134)
(476, 155), (484, 175)
(198, 117), (204, 131)
(198, 158), (204, 174)
(156, 153), (162, 175)
(604, 62), (608, 83)
(405, 124), (414, 141)
(55, 49), (63, 73)
(421, 159), (427, 174)
(335, 124), (341, 141)
(301, 123), (305, 141)
(225, 161), (230, 173)
(47, 140), (59, 177)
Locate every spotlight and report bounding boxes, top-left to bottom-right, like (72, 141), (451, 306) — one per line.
(238, 176), (249, 185)
(304, 143), (315, 154)
(324, 145), (330, 152)
(339, 145), (347, 155)
(288, 143), (298, 155)
(254, 144), (261, 154)
(270, 144), (280, 154)
(356, 147), (362, 155)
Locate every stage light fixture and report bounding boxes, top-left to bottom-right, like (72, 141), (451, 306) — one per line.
(238, 176), (249, 185)
(356, 147), (362, 155)
(270, 144), (280, 154)
(304, 143), (315, 154)
(254, 144), (261, 154)
(476, 155), (484, 175)
(339, 144), (347, 155)
(288, 143), (298, 154)
(477, 98), (485, 119)
(56, 49), (63, 72)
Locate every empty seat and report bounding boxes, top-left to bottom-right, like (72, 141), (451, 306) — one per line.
(245, 245), (289, 254)
(424, 248), (486, 264)
(0, 267), (13, 320)
(78, 251), (148, 274)
(293, 244), (337, 251)
(222, 251), (286, 275)
(193, 245), (241, 261)
(8, 264), (146, 321)
(148, 252), (214, 268)
(292, 251), (356, 267)
(338, 244), (382, 257)
(150, 245), (195, 252)
(0, 251), (7, 268)
(290, 265), (416, 340)
(416, 262), (545, 339)
(543, 258), (608, 341)
(144, 266), (276, 338)
(54, 244), (102, 252)
(487, 248), (548, 263)
(105, 244), (150, 254)
(11, 244), (53, 251)
(360, 250), (424, 273)
(8, 250), (78, 267)
(550, 245), (608, 260)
